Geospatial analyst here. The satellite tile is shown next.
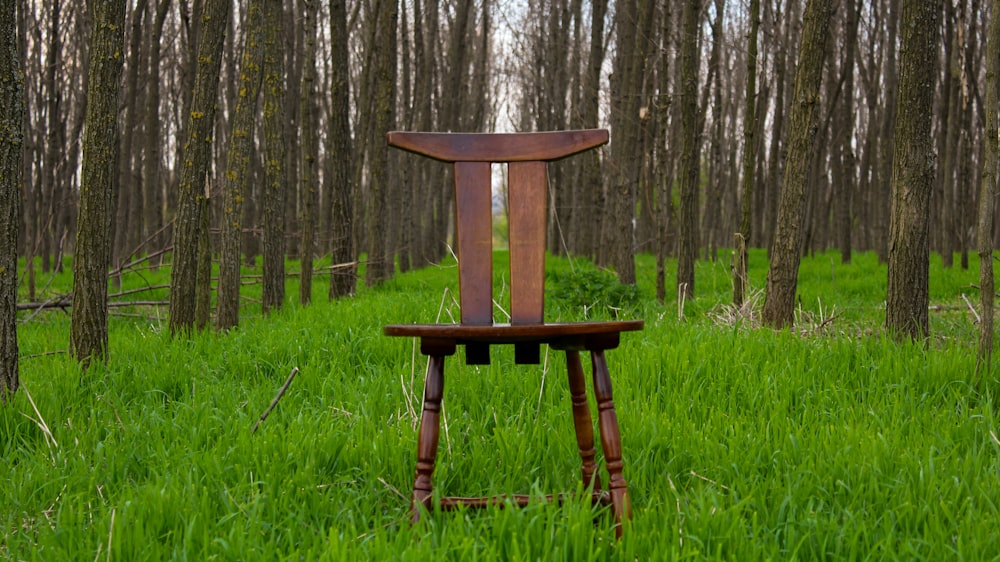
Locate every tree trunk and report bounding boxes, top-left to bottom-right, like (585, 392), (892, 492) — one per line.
(169, 0), (229, 335)
(365, 0), (398, 287)
(677, 0), (701, 298)
(604, 0), (654, 285)
(327, 0), (355, 298)
(734, 0), (760, 307)
(143, 0), (171, 270)
(976, 0), (999, 381)
(579, 0), (607, 261)
(885, 0), (942, 340)
(71, 0), (127, 366)
(113, 1), (146, 284)
(298, 0), (318, 305)
(762, 0), (831, 329)
(0, 0), (24, 400)
(262, 0), (288, 313)
(217, 0), (264, 331)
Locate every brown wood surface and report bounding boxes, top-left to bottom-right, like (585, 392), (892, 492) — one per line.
(454, 161), (493, 325)
(384, 320), (644, 340)
(387, 129), (608, 163)
(387, 129), (637, 538)
(508, 161), (547, 325)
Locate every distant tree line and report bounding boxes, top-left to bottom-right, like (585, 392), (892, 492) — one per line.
(0, 0), (998, 387)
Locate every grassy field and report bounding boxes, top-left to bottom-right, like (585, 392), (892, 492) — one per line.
(3, 249), (999, 560)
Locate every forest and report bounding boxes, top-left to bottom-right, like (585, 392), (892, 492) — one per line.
(0, 0), (999, 387)
(4, 0), (1000, 557)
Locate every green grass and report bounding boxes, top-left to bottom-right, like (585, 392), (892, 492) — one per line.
(3, 250), (999, 560)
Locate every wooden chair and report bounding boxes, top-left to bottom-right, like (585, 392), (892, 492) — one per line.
(384, 129), (643, 537)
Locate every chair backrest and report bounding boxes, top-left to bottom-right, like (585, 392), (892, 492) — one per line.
(388, 129), (609, 326)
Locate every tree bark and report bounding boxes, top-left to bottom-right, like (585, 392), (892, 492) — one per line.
(262, 0), (287, 313)
(327, 0), (355, 298)
(734, 0), (760, 307)
(169, 0), (229, 335)
(298, 0), (318, 305)
(113, 1), (146, 282)
(217, 0), (264, 330)
(0, 0), (24, 400)
(885, 0), (942, 340)
(71, 0), (127, 366)
(143, 0), (171, 270)
(762, 0), (831, 329)
(365, 0), (398, 287)
(677, 0), (701, 298)
(977, 0), (1000, 380)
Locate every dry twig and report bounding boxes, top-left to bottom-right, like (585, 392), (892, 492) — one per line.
(251, 367), (300, 433)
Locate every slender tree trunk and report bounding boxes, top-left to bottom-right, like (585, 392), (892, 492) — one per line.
(365, 0), (398, 287)
(169, 0), (229, 335)
(144, 0), (170, 269)
(762, 0), (831, 329)
(327, 0), (355, 298)
(734, 0), (760, 307)
(298, 0), (319, 305)
(0, 0), (24, 400)
(217, 0), (264, 330)
(71, 0), (127, 366)
(262, 0), (288, 313)
(976, 0), (1000, 381)
(885, 0), (942, 340)
(580, 0), (607, 261)
(655, 0), (673, 303)
(604, 0), (654, 285)
(113, 1), (146, 284)
(677, 0), (701, 298)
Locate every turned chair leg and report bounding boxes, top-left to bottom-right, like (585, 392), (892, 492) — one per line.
(590, 349), (632, 538)
(565, 351), (602, 493)
(411, 354), (445, 523)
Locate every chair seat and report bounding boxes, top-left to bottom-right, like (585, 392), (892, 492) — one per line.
(384, 320), (643, 342)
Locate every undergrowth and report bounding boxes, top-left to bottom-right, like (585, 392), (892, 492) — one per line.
(2, 249), (998, 560)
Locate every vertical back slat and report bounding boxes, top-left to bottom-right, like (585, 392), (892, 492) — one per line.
(453, 161), (493, 325)
(508, 161), (547, 325)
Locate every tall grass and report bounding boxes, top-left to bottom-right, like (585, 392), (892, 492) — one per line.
(2, 250), (998, 560)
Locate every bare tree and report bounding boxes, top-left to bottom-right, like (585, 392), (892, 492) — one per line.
(364, 0), (398, 287)
(217, 0), (264, 331)
(0, 0), (23, 400)
(261, 0), (287, 313)
(762, 0), (832, 329)
(977, 0), (1000, 380)
(169, 0), (229, 334)
(735, 0), (760, 307)
(327, 0), (355, 298)
(298, 0), (319, 305)
(70, 0), (127, 366)
(143, 0), (171, 269)
(885, 0), (942, 339)
(676, 0), (701, 298)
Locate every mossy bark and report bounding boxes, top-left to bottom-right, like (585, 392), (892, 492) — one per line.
(217, 0), (264, 331)
(70, 0), (127, 367)
(261, 0), (287, 314)
(169, 0), (229, 335)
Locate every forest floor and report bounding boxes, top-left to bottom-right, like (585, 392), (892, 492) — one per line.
(3, 249), (998, 560)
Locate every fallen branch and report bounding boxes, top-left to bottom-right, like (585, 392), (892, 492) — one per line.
(18, 298), (169, 311)
(252, 367), (300, 434)
(962, 293), (981, 324)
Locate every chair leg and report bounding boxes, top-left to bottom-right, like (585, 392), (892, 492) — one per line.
(565, 351), (601, 492)
(590, 349), (632, 538)
(411, 354), (445, 523)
